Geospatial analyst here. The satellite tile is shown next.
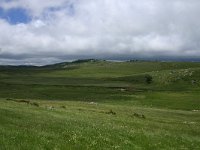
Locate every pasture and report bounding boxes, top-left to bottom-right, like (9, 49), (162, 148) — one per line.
(0, 60), (200, 149)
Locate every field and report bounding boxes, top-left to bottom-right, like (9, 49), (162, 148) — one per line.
(0, 60), (200, 149)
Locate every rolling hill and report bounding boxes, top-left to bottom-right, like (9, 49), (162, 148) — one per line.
(0, 60), (200, 149)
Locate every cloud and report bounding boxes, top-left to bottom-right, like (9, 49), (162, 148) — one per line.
(0, 0), (200, 65)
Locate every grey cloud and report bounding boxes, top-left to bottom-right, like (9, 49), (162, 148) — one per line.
(0, 0), (200, 65)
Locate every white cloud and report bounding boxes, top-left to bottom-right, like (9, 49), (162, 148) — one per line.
(0, 0), (200, 65)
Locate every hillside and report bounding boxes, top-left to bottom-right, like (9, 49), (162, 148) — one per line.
(0, 60), (200, 149)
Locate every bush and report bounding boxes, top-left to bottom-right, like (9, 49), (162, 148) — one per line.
(145, 74), (153, 84)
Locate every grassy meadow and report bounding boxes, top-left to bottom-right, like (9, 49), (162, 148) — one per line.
(0, 60), (200, 149)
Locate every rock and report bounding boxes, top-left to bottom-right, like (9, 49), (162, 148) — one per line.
(89, 102), (98, 105)
(120, 88), (126, 92)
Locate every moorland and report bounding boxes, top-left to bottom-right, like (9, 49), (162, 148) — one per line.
(0, 60), (200, 149)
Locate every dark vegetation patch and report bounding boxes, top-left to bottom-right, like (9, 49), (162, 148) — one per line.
(60, 105), (66, 109)
(112, 74), (153, 84)
(6, 98), (30, 104)
(30, 102), (39, 107)
(72, 59), (100, 64)
(6, 98), (39, 107)
(132, 112), (146, 119)
(145, 74), (153, 84)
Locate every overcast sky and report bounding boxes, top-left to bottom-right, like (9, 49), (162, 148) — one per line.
(0, 0), (200, 65)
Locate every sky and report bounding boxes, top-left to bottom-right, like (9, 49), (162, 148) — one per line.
(0, 0), (200, 65)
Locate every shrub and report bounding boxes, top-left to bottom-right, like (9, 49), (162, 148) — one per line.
(145, 74), (153, 84)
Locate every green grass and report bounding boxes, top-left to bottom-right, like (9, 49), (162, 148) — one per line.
(0, 60), (200, 149)
(0, 99), (200, 150)
(36, 61), (200, 78)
